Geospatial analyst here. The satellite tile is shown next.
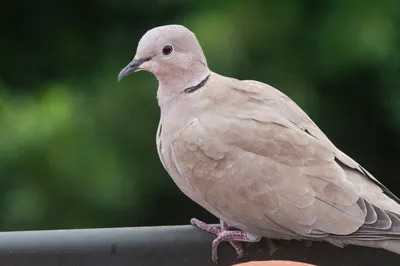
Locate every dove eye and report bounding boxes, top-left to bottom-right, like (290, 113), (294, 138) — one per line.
(162, 44), (174, 56)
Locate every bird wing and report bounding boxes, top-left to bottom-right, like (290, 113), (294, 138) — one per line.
(245, 79), (400, 236)
(242, 79), (400, 210)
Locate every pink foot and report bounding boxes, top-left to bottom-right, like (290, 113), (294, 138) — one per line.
(190, 218), (261, 262)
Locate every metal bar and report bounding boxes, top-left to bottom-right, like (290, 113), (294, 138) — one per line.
(0, 225), (397, 266)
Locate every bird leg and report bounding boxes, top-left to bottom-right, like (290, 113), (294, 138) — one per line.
(265, 238), (280, 256)
(190, 218), (261, 262)
(304, 240), (313, 247)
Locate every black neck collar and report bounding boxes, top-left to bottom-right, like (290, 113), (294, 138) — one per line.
(182, 74), (210, 94)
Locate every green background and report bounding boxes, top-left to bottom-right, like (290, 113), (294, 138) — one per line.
(1, 0), (400, 231)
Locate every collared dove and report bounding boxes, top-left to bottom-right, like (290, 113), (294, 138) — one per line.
(118, 25), (400, 262)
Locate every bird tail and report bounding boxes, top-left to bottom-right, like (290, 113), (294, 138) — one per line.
(325, 237), (400, 254)
(378, 240), (400, 254)
(324, 202), (400, 255)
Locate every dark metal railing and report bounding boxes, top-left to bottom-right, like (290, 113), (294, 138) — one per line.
(0, 225), (397, 266)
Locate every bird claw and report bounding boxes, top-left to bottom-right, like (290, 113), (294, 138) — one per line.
(191, 218), (261, 262)
(304, 240), (313, 247)
(265, 238), (280, 256)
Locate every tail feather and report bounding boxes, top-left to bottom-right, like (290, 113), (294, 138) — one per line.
(326, 238), (400, 254)
(354, 199), (400, 235)
(378, 240), (400, 254)
(325, 199), (400, 255)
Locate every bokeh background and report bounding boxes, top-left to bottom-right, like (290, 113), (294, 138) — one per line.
(0, 0), (400, 231)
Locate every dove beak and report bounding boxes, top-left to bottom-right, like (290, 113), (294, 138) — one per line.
(118, 57), (150, 81)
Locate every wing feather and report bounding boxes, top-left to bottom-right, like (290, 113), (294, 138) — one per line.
(172, 115), (366, 236)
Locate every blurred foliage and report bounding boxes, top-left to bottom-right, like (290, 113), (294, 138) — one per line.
(0, 0), (400, 231)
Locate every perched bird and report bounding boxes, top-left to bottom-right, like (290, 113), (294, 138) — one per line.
(118, 25), (400, 262)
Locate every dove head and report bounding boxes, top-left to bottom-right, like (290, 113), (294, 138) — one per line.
(118, 25), (210, 102)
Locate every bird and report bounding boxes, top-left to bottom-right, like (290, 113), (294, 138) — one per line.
(118, 24), (400, 262)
